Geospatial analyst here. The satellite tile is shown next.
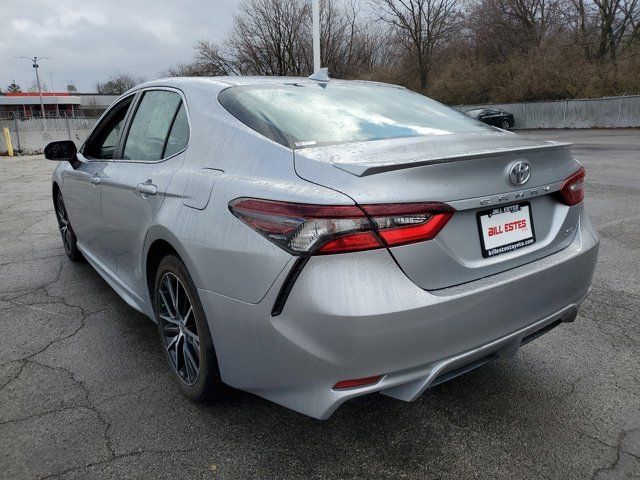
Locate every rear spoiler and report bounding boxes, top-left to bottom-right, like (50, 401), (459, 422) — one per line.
(333, 141), (572, 177)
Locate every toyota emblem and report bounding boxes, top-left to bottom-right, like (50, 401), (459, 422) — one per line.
(509, 161), (531, 186)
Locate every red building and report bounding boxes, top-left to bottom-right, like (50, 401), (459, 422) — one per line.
(0, 92), (81, 119)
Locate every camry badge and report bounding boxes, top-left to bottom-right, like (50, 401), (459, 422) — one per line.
(509, 161), (531, 186)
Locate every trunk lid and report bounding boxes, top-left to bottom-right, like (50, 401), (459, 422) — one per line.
(294, 132), (583, 290)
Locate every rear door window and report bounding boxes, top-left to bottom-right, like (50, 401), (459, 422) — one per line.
(163, 103), (190, 157)
(123, 90), (182, 161)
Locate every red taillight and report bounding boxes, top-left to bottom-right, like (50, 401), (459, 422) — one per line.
(229, 198), (454, 255)
(559, 167), (586, 206)
(317, 231), (381, 254)
(361, 202), (454, 246)
(333, 375), (382, 390)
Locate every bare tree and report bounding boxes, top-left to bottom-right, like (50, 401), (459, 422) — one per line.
(227, 0), (312, 75)
(371, 0), (461, 89)
(96, 72), (146, 94)
(497, 0), (564, 48)
(592, 0), (640, 60)
(165, 41), (237, 77)
(320, 0), (386, 77)
(167, 0), (382, 78)
(29, 80), (48, 92)
(162, 0), (640, 103)
(561, 0), (640, 60)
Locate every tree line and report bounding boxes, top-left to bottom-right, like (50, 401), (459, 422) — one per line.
(166, 0), (640, 104)
(11, 0), (636, 104)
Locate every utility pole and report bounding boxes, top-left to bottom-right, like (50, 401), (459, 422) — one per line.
(16, 56), (51, 118)
(312, 0), (321, 73)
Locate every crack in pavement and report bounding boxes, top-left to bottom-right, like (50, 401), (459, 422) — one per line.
(2, 136), (639, 480)
(37, 446), (201, 480)
(0, 253), (66, 268)
(0, 252), (163, 478)
(590, 429), (640, 479)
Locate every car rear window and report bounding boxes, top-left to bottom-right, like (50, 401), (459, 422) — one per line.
(218, 82), (492, 149)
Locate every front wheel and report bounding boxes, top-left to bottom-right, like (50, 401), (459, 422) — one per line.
(54, 192), (81, 261)
(154, 254), (223, 401)
(501, 119), (510, 130)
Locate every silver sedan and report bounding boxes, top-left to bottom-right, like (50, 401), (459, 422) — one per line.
(45, 77), (599, 419)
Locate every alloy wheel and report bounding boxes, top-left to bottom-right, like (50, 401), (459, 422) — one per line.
(157, 272), (201, 386)
(55, 195), (72, 254)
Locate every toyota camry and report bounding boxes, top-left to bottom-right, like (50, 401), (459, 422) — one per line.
(45, 76), (599, 419)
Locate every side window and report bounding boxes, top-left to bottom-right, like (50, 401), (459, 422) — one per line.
(123, 91), (182, 161)
(83, 97), (132, 160)
(163, 104), (189, 158)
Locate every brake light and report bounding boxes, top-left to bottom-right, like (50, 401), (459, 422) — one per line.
(228, 198), (454, 255)
(361, 203), (454, 246)
(559, 167), (585, 206)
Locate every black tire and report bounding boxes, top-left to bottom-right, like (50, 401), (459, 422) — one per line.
(154, 254), (223, 401)
(501, 119), (510, 130)
(54, 191), (82, 262)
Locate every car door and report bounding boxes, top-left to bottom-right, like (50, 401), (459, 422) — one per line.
(99, 88), (190, 295)
(482, 109), (502, 126)
(61, 96), (134, 257)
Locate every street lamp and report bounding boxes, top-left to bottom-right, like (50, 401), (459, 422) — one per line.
(16, 56), (51, 118)
(312, 0), (321, 73)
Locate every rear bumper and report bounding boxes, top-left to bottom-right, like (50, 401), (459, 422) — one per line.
(199, 211), (599, 419)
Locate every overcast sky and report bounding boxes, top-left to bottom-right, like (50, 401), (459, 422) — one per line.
(2, 0), (238, 93)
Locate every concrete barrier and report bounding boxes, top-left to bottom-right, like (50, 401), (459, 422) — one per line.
(456, 95), (640, 129)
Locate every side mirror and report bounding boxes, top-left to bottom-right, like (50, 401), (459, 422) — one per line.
(44, 140), (77, 162)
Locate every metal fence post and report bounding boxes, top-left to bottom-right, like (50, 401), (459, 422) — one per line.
(618, 96), (624, 127)
(13, 117), (21, 152)
(65, 113), (72, 141)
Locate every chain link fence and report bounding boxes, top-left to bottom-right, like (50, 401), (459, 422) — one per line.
(455, 95), (640, 129)
(0, 116), (99, 154)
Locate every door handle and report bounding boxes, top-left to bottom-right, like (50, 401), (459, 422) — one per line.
(90, 176), (101, 185)
(136, 182), (157, 196)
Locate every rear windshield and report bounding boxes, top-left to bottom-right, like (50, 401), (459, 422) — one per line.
(218, 82), (492, 149)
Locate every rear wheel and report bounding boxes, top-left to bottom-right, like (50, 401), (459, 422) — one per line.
(154, 254), (223, 401)
(501, 119), (510, 130)
(54, 191), (81, 261)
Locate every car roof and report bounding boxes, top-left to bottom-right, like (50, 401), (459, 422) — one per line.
(135, 76), (401, 90)
(211, 76), (320, 85)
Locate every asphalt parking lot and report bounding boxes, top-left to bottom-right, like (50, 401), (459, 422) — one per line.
(1, 129), (639, 480)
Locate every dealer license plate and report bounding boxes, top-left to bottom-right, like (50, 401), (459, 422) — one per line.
(477, 203), (535, 258)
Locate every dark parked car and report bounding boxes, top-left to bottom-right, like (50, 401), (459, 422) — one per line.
(466, 108), (515, 130)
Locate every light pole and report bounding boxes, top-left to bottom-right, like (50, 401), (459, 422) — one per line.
(312, 0), (321, 73)
(16, 56), (51, 118)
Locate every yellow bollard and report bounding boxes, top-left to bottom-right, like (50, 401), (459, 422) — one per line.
(2, 127), (14, 157)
